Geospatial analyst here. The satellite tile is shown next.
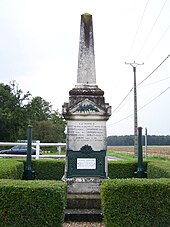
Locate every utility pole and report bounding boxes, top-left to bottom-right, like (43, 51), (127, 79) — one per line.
(125, 61), (144, 156)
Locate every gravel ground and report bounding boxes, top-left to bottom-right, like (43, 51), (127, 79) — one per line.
(63, 222), (105, 227)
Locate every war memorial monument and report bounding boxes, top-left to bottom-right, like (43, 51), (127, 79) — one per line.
(62, 13), (111, 193)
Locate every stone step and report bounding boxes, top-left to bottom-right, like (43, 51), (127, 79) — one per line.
(64, 209), (103, 222)
(65, 193), (103, 222)
(67, 193), (101, 209)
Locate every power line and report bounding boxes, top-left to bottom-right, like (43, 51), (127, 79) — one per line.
(112, 62), (144, 114)
(146, 25), (170, 60)
(138, 86), (170, 111)
(108, 113), (133, 126)
(111, 55), (169, 115)
(112, 88), (133, 113)
(111, 75), (170, 115)
(114, 91), (133, 112)
(137, 54), (170, 86)
(108, 85), (170, 126)
(136, 0), (168, 58)
(138, 76), (170, 88)
(126, 0), (150, 58)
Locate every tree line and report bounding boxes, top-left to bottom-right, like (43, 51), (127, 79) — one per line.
(107, 135), (170, 146)
(0, 81), (66, 142)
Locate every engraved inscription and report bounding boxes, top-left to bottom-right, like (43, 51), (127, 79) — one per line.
(67, 120), (107, 151)
(68, 122), (106, 142)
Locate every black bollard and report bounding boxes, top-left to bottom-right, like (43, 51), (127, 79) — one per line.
(134, 127), (147, 178)
(23, 125), (35, 180)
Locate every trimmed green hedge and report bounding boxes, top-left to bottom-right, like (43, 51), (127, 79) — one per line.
(32, 159), (65, 180)
(32, 159), (147, 180)
(1, 158), (169, 180)
(0, 159), (24, 179)
(0, 158), (170, 226)
(0, 159), (65, 181)
(147, 161), (170, 178)
(101, 178), (170, 227)
(0, 179), (67, 226)
(108, 160), (147, 179)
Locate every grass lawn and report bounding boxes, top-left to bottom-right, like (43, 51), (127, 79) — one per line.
(107, 148), (170, 162)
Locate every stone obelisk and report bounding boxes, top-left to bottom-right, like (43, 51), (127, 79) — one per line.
(62, 13), (111, 193)
(77, 13), (96, 86)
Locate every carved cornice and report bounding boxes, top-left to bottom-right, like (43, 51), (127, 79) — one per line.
(69, 87), (104, 96)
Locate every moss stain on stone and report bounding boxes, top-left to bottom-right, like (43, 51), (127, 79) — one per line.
(82, 13), (92, 26)
(82, 13), (92, 48)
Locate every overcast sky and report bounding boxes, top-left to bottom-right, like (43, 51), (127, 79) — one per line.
(0, 0), (170, 136)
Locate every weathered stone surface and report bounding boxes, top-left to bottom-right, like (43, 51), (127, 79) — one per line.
(77, 13), (96, 85)
(62, 13), (111, 180)
(62, 97), (111, 121)
(63, 177), (103, 194)
(67, 193), (101, 209)
(67, 120), (107, 151)
(63, 87), (107, 116)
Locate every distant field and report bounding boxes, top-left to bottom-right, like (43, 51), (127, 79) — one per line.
(107, 146), (170, 159)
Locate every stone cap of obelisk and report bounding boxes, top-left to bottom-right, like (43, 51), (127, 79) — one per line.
(76, 13), (97, 88)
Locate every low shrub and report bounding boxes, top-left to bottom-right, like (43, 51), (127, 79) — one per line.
(108, 160), (147, 179)
(0, 159), (23, 179)
(32, 159), (65, 180)
(1, 158), (169, 181)
(0, 179), (67, 226)
(147, 160), (170, 178)
(101, 178), (170, 227)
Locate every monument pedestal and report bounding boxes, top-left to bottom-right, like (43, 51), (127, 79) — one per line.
(63, 177), (103, 194)
(62, 89), (111, 179)
(62, 86), (111, 192)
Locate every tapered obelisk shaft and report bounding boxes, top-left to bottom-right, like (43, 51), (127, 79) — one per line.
(77, 13), (96, 85)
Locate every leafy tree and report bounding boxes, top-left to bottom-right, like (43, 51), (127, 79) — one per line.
(49, 110), (66, 142)
(32, 120), (65, 143)
(25, 96), (52, 122)
(0, 82), (66, 143)
(21, 97), (66, 142)
(10, 81), (31, 106)
(0, 82), (30, 141)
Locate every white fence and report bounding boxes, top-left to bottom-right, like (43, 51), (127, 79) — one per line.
(0, 141), (66, 159)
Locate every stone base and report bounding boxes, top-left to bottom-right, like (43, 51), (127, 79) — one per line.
(62, 177), (104, 194)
